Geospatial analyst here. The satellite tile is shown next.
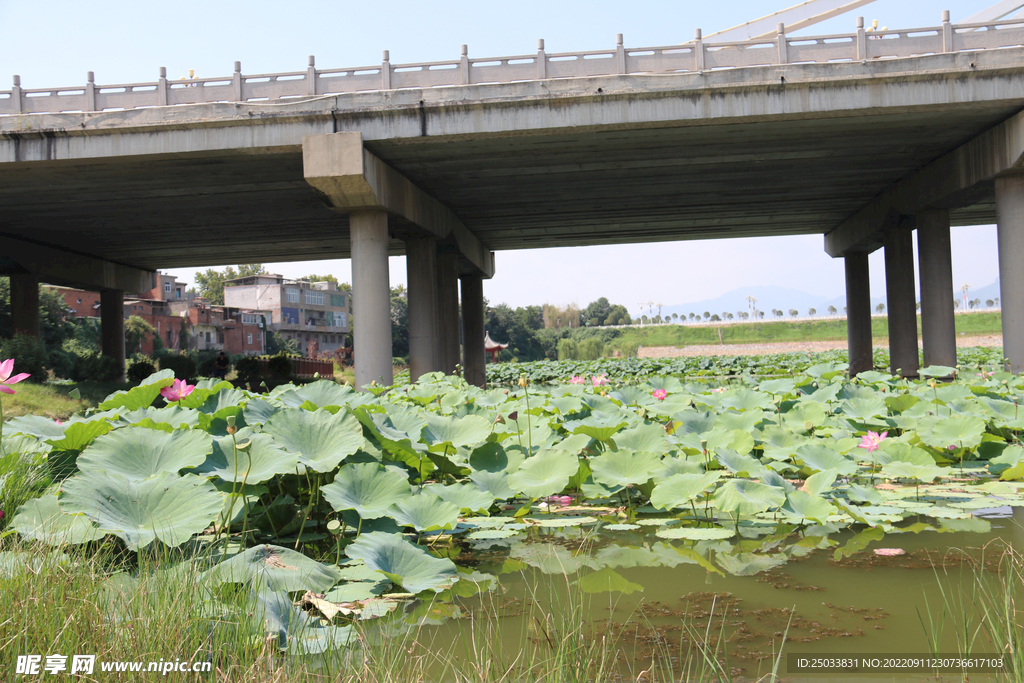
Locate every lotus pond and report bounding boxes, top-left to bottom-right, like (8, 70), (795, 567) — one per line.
(2, 355), (1023, 681)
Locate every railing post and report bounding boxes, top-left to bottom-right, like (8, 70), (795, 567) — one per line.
(158, 67), (168, 106)
(616, 33), (626, 74)
(85, 71), (96, 111)
(694, 28), (705, 71)
(307, 55), (317, 96)
(537, 39), (547, 79)
(232, 61), (242, 101)
(777, 23), (788, 64)
(461, 44), (470, 85)
(12, 75), (23, 114)
(942, 10), (953, 53)
(382, 50), (391, 90)
(856, 16), (867, 60)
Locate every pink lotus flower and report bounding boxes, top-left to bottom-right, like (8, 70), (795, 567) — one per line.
(858, 430), (888, 453)
(0, 359), (30, 395)
(160, 379), (195, 402)
(569, 375), (585, 385)
(873, 548), (905, 556)
(543, 495), (573, 506)
(978, 371), (995, 379)
(652, 388), (667, 401)
(591, 375), (608, 387)
(711, 387), (725, 394)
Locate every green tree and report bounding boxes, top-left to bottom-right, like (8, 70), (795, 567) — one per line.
(391, 285), (409, 358)
(581, 298), (612, 327)
(604, 304), (631, 326)
(302, 273), (339, 285)
(125, 315), (157, 356)
(193, 264), (267, 305)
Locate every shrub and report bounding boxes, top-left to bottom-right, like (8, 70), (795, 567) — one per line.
(266, 353), (293, 378)
(0, 334), (47, 382)
(126, 355), (157, 384)
(46, 348), (76, 381)
(72, 353), (121, 382)
(234, 355), (261, 385)
(159, 353), (197, 382)
(556, 338), (578, 361)
(577, 338), (604, 361)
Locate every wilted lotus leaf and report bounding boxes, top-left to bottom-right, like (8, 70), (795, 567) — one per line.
(714, 479), (786, 517)
(12, 487), (104, 545)
(194, 430), (298, 484)
(59, 471), (222, 550)
(345, 531), (457, 593)
(590, 450), (661, 489)
(250, 588), (355, 654)
(76, 427), (212, 481)
(207, 544), (342, 592)
(650, 471), (721, 510)
(507, 449), (578, 499)
(321, 463), (412, 519)
(389, 494), (459, 532)
(264, 408), (364, 473)
(422, 482), (495, 512)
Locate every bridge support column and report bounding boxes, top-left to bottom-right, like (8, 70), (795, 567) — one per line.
(460, 274), (486, 388)
(844, 253), (873, 376)
(406, 235), (440, 382)
(351, 211), (393, 389)
(996, 175), (1024, 373)
(101, 290), (125, 381)
(884, 222), (919, 377)
(917, 209), (957, 370)
(437, 246), (460, 376)
(10, 274), (40, 339)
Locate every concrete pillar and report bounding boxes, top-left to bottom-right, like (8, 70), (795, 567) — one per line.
(844, 253), (873, 376)
(100, 290), (125, 381)
(9, 274), (40, 339)
(917, 209), (957, 370)
(351, 211), (393, 388)
(460, 274), (486, 388)
(406, 235), (440, 382)
(436, 247), (460, 375)
(996, 175), (1024, 373)
(883, 223), (919, 377)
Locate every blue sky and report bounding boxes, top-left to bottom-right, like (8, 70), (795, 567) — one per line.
(0, 0), (1004, 313)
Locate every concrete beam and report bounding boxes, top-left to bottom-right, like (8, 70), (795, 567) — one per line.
(0, 235), (155, 293)
(917, 209), (957, 369)
(10, 274), (39, 339)
(460, 274), (486, 388)
(996, 175), (1024, 373)
(406, 236), (440, 382)
(883, 221), (919, 377)
(100, 290), (125, 382)
(826, 109), (1024, 257)
(436, 246), (461, 375)
(303, 132), (494, 278)
(844, 254), (873, 376)
(351, 211), (394, 389)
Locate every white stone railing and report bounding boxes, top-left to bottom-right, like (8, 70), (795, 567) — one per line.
(3, 13), (1024, 117)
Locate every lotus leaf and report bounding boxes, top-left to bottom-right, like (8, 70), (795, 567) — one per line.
(672, 411), (717, 435)
(422, 483), (495, 512)
(321, 463), (413, 519)
(578, 567), (644, 594)
(881, 461), (945, 483)
(715, 448), (766, 478)
(422, 414), (491, 452)
(919, 415), (987, 450)
(207, 544), (343, 591)
(714, 480), (786, 517)
(284, 380), (355, 409)
(45, 420), (112, 452)
(99, 369), (175, 411)
(720, 388), (773, 411)
(507, 449), (579, 499)
(650, 472), (721, 510)
(250, 588), (355, 654)
(59, 471), (222, 549)
(13, 488), (104, 545)
(715, 409), (764, 433)
(7, 415), (69, 440)
(782, 490), (836, 524)
(715, 551), (789, 576)
(76, 427), (212, 480)
(345, 531), (457, 593)
(801, 469), (838, 496)
(264, 408), (364, 472)
(193, 430), (298, 484)
(795, 444), (857, 475)
(389, 495), (459, 532)
(590, 450), (661, 489)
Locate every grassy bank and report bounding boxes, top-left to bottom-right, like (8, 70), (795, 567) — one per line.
(1, 381), (129, 420)
(603, 311), (1003, 352)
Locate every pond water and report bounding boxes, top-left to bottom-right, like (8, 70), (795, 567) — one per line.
(402, 507), (1023, 682)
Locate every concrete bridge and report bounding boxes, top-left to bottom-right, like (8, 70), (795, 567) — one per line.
(3, 12), (1024, 383)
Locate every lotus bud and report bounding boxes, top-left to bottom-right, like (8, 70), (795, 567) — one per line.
(226, 415), (237, 428)
(518, 375), (528, 388)
(508, 411), (518, 421)
(494, 414), (505, 424)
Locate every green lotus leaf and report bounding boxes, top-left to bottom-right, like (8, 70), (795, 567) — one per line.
(610, 424), (668, 453)
(119, 406), (200, 430)
(714, 480), (786, 517)
(45, 420), (113, 452)
(345, 531), (457, 593)
(874, 442), (936, 467)
(715, 409), (764, 433)
(207, 544), (342, 592)
(554, 432), (593, 455)
(920, 415), (987, 450)
(705, 429), (755, 456)
(715, 551), (788, 576)
(654, 456), (703, 479)
(197, 388), (249, 414)
(264, 408), (364, 473)
(671, 411), (717, 435)
(782, 490), (836, 524)
(590, 450), (661, 489)
(12, 488), (104, 545)
(99, 369), (175, 411)
(59, 471), (222, 550)
(422, 414), (491, 452)
(655, 526), (735, 540)
(801, 381), (842, 403)
(919, 365), (957, 378)
(242, 398), (283, 426)
(715, 449), (766, 478)
(846, 483), (886, 504)
(610, 386), (654, 406)
(650, 472), (721, 510)
(759, 378), (796, 396)
(469, 470), (515, 500)
(760, 426), (806, 461)
(173, 381), (233, 410)
(885, 394), (920, 415)
(469, 442), (523, 474)
(7, 415), (68, 440)
(841, 397), (888, 420)
(577, 567), (644, 594)
(881, 461), (945, 483)
(467, 529), (520, 540)
(801, 469), (838, 497)
(720, 388), (773, 411)
(507, 449), (579, 499)
(389, 495), (459, 532)
(570, 413), (628, 441)
(194, 431), (299, 484)
(422, 483), (496, 512)
(783, 402), (827, 433)
(284, 380), (355, 409)
(321, 463), (413, 519)
(250, 588), (355, 654)
(76, 426), (213, 480)
(795, 444), (857, 476)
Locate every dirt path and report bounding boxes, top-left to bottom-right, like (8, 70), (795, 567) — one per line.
(637, 335), (1003, 358)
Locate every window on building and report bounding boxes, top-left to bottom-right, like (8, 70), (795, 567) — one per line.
(167, 330), (172, 344)
(257, 333), (261, 341)
(76, 298), (82, 304)
(165, 283), (171, 293)
(205, 332), (211, 343)
(304, 290), (325, 306)
(247, 333), (253, 344)
(286, 288), (300, 303)
(242, 313), (257, 324)
(218, 333), (224, 344)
